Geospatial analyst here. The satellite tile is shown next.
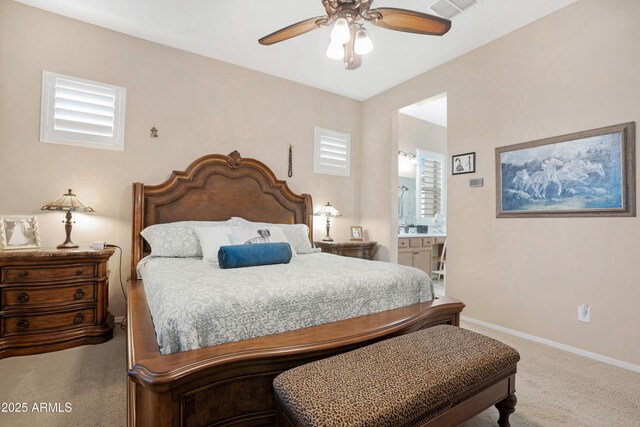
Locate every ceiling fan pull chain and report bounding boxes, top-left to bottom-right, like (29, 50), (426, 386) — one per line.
(288, 144), (293, 178)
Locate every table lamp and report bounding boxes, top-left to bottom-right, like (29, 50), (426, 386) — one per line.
(41, 189), (94, 249)
(315, 202), (342, 242)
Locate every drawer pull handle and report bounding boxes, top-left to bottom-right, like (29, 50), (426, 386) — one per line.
(74, 289), (85, 300)
(16, 293), (30, 304)
(16, 319), (29, 330)
(18, 271), (28, 278)
(75, 269), (84, 275)
(74, 313), (85, 324)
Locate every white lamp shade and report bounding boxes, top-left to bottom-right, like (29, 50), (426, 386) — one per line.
(326, 40), (345, 60)
(330, 18), (351, 44)
(354, 28), (373, 55)
(315, 202), (342, 217)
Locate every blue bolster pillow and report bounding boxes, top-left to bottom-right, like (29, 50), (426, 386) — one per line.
(218, 243), (292, 269)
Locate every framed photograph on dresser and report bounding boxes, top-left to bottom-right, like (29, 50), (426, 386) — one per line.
(350, 226), (363, 241)
(0, 216), (41, 250)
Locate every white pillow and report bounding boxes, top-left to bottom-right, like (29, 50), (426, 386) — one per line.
(194, 226), (232, 266)
(141, 220), (231, 258)
(229, 226), (296, 257)
(230, 217), (316, 254)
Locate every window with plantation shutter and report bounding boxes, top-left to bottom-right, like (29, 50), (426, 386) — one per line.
(418, 151), (445, 218)
(313, 127), (350, 177)
(41, 71), (126, 151)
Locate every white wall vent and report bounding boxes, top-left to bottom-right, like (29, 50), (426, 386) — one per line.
(41, 71), (126, 151)
(430, 0), (479, 19)
(314, 127), (351, 177)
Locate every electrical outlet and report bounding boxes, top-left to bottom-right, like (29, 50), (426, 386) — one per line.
(578, 304), (591, 323)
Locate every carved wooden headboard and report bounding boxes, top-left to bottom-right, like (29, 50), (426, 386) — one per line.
(131, 151), (313, 276)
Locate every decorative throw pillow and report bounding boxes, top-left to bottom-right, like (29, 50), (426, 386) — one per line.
(279, 223), (317, 254)
(230, 217), (316, 254)
(141, 220), (230, 257)
(228, 226), (295, 257)
(218, 243), (292, 269)
(194, 226), (232, 266)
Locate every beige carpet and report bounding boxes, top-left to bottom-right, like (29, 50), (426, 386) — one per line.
(0, 328), (126, 427)
(0, 321), (638, 426)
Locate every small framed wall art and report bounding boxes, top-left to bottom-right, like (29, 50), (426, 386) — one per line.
(350, 226), (363, 241)
(452, 152), (476, 175)
(0, 216), (42, 250)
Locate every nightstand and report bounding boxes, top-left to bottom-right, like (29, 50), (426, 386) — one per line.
(0, 248), (115, 359)
(314, 241), (377, 260)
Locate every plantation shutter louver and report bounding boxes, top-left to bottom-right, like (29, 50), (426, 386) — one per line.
(41, 71), (126, 151)
(420, 156), (443, 217)
(314, 127), (351, 177)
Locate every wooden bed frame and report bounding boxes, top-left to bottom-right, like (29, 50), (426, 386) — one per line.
(127, 151), (465, 426)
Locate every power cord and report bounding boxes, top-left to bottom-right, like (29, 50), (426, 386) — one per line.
(105, 244), (128, 330)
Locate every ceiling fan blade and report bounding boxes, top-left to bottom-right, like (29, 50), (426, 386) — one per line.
(369, 8), (451, 36)
(259, 16), (326, 45)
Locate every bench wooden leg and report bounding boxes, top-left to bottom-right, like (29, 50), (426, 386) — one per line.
(495, 393), (517, 427)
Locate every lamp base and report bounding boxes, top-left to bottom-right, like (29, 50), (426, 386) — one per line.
(57, 211), (78, 249)
(57, 241), (79, 249)
(322, 237), (334, 242)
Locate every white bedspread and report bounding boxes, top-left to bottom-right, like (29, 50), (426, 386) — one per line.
(138, 253), (433, 354)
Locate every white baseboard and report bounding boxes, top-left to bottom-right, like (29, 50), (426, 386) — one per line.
(114, 316), (125, 324)
(461, 316), (640, 373)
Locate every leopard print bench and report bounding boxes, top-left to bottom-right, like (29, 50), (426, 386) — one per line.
(273, 325), (520, 427)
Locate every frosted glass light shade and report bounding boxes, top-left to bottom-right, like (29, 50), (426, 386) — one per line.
(354, 28), (373, 55)
(326, 40), (345, 60)
(330, 18), (351, 44)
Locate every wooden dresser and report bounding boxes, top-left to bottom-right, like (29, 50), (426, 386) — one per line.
(0, 248), (114, 359)
(314, 241), (377, 260)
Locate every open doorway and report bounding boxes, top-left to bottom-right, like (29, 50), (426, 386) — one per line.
(396, 93), (447, 296)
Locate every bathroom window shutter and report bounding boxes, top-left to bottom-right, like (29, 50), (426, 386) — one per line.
(419, 156), (443, 217)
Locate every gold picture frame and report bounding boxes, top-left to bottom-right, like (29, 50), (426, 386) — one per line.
(350, 226), (363, 241)
(0, 216), (42, 250)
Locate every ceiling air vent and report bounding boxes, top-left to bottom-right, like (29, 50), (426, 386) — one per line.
(430, 0), (479, 19)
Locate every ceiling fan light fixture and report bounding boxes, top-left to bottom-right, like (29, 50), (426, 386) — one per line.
(326, 40), (345, 60)
(330, 17), (351, 44)
(354, 28), (373, 55)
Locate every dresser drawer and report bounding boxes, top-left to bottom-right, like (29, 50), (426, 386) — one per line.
(2, 308), (96, 337)
(3, 263), (96, 283)
(422, 237), (436, 246)
(398, 239), (409, 248)
(2, 283), (96, 310)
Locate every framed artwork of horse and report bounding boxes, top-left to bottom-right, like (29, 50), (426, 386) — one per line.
(495, 122), (635, 218)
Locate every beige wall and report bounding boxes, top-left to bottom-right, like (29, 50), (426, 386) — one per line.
(0, 0), (362, 317)
(399, 114), (447, 159)
(398, 114), (447, 179)
(362, 0), (640, 366)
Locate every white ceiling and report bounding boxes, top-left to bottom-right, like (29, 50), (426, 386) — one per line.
(400, 94), (448, 127)
(13, 0), (577, 101)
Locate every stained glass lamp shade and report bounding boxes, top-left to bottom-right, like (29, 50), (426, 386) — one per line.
(41, 189), (94, 249)
(314, 202), (342, 242)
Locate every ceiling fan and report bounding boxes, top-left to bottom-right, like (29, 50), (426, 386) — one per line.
(259, 0), (451, 70)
